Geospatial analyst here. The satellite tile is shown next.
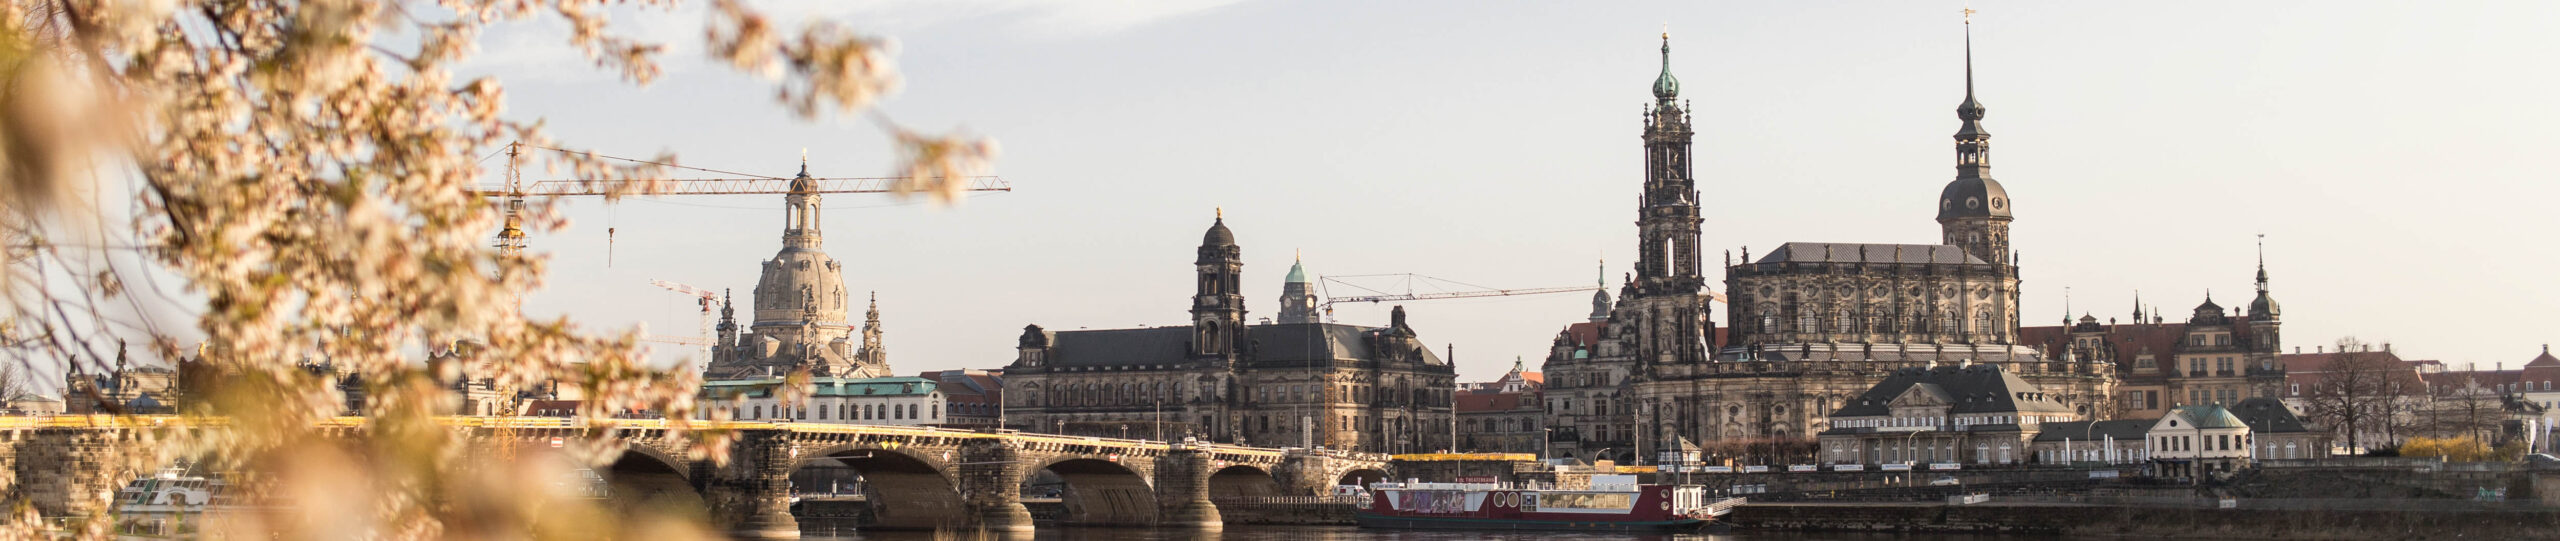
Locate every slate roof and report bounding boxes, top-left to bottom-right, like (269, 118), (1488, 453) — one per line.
(1048, 327), (1192, 368)
(2032, 418), (2156, 442)
(1828, 364), (2073, 418)
(1043, 323), (1436, 368)
(2231, 397), (2312, 433)
(1752, 242), (1988, 265)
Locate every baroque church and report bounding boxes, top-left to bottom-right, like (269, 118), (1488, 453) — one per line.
(1002, 215), (1458, 453)
(1541, 27), (2122, 464)
(703, 163), (893, 381)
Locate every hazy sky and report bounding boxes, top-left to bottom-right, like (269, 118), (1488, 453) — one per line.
(470, 0), (2560, 382)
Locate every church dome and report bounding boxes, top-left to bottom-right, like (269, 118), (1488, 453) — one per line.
(1936, 177), (2012, 221)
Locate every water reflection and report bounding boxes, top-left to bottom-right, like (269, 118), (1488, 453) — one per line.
(806, 525), (2057, 541)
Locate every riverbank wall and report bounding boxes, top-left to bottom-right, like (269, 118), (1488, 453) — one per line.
(1725, 502), (2560, 540)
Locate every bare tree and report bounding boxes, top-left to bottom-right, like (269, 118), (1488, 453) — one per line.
(0, 363), (26, 404)
(2427, 377), (2504, 442)
(2302, 337), (2407, 452)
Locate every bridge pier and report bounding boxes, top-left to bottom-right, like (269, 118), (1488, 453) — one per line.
(718, 430), (801, 540)
(960, 437), (1035, 533)
(21, 429), (136, 519)
(1153, 446), (1221, 530)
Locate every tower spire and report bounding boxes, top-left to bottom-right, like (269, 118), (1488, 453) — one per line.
(2256, 234), (2270, 290)
(1651, 29), (1680, 102)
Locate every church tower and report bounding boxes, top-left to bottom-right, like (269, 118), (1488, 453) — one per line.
(855, 292), (888, 370)
(1620, 33), (1712, 366)
(1192, 212), (1247, 361)
(1278, 253), (1320, 324)
(1937, 19), (2015, 266)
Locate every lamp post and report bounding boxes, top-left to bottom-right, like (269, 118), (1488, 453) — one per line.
(1542, 427), (1554, 462)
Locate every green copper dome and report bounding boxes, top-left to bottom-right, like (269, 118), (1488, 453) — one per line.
(1652, 35), (1679, 100)
(1284, 257), (1308, 283)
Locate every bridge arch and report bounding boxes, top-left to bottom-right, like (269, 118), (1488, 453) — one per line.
(601, 444), (702, 516)
(1335, 467), (1389, 489)
(793, 444), (967, 531)
(1024, 457), (1156, 526)
(1207, 464), (1283, 500)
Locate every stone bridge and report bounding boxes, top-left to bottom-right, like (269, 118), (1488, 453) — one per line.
(0, 416), (1392, 538)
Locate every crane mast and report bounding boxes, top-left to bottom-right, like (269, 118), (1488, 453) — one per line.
(649, 279), (722, 370)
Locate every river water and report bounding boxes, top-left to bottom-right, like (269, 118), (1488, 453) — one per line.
(804, 525), (2057, 541)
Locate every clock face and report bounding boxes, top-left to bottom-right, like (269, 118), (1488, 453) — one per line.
(1966, 197), (1982, 209)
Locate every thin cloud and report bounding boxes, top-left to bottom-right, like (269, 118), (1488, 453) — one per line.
(783, 0), (1248, 38)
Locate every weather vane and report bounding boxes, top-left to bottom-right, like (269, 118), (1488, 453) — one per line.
(1964, 3), (1976, 24)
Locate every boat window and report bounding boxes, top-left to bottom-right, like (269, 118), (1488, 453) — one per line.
(1536, 492), (1633, 509)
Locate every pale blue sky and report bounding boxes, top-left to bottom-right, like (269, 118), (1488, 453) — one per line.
(478, 0), (2560, 381)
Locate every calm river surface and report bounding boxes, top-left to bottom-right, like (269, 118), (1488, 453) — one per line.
(805, 525), (2059, 541)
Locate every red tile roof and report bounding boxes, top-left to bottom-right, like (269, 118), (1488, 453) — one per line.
(1456, 391), (1536, 413)
(1564, 322), (1599, 347)
(2017, 317), (2263, 363)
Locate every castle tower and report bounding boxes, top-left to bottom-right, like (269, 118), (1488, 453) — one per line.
(1937, 19), (2015, 266)
(1589, 259), (1612, 323)
(2247, 238), (2282, 352)
(1278, 252), (1320, 324)
(1192, 211), (1247, 361)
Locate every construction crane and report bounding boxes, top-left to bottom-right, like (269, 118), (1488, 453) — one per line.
(1315, 273), (1725, 321)
(1319, 274), (1598, 308)
(1316, 274), (1598, 322)
(476, 142), (1012, 258)
(649, 279), (722, 369)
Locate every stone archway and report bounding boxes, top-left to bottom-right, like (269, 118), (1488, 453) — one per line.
(794, 446), (967, 531)
(1028, 458), (1155, 526)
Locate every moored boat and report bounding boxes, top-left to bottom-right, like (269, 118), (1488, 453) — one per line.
(1352, 475), (1739, 531)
